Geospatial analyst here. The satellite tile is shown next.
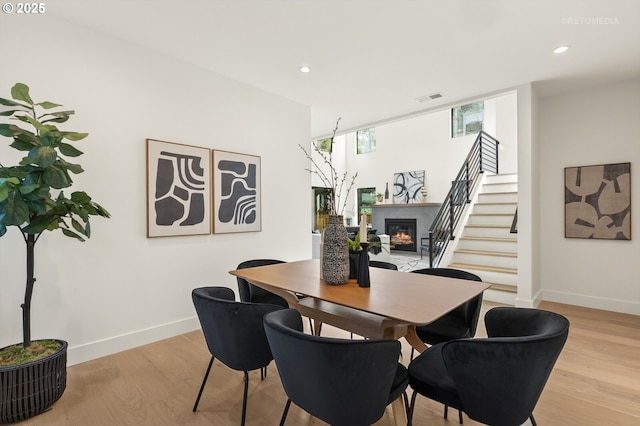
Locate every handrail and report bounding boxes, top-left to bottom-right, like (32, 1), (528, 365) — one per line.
(428, 131), (499, 267)
(510, 208), (518, 233)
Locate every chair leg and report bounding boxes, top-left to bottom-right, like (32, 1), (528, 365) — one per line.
(530, 414), (537, 426)
(458, 408), (463, 424)
(260, 365), (268, 380)
(279, 399), (292, 426)
(308, 317), (314, 334)
(407, 390), (418, 426)
(241, 371), (249, 426)
(193, 356), (215, 412)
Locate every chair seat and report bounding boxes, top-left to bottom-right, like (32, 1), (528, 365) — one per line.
(416, 315), (470, 345)
(408, 344), (461, 410)
(389, 363), (409, 404)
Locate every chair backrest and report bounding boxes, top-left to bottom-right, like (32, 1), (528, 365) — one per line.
(192, 286), (284, 372)
(369, 260), (398, 270)
(264, 309), (402, 426)
(442, 307), (570, 426)
(236, 259), (288, 307)
(410, 268), (483, 337)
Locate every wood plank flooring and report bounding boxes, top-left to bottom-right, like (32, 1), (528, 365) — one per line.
(21, 301), (640, 425)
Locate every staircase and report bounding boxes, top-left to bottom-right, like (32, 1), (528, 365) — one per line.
(448, 173), (518, 299)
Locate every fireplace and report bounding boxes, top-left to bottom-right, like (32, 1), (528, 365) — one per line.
(385, 218), (417, 252)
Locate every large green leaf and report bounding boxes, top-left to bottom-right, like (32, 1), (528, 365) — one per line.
(0, 123), (24, 137)
(22, 214), (53, 234)
(0, 184), (7, 202)
(0, 97), (30, 109)
(58, 142), (83, 157)
(1, 190), (29, 226)
(0, 224), (6, 237)
(61, 227), (86, 241)
(36, 101), (63, 109)
(18, 184), (40, 195)
(28, 146), (57, 167)
(42, 165), (71, 189)
(60, 131), (88, 141)
(71, 191), (91, 204)
(39, 110), (74, 124)
(11, 83), (33, 105)
(57, 158), (84, 174)
(0, 109), (20, 116)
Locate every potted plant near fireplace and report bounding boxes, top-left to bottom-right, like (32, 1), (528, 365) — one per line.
(0, 83), (110, 423)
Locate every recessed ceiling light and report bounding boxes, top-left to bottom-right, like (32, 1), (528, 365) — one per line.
(554, 45), (570, 54)
(299, 66), (311, 73)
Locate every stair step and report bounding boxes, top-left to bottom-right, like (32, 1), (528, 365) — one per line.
(485, 173), (518, 184)
(448, 262), (517, 274)
(467, 213), (515, 226)
(481, 182), (518, 193)
(457, 237), (517, 254)
(451, 250), (518, 269)
(472, 202), (518, 215)
(460, 236), (517, 243)
(477, 192), (518, 203)
(455, 249), (517, 258)
(487, 282), (517, 293)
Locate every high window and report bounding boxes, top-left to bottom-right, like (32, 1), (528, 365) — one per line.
(356, 128), (376, 154)
(451, 101), (484, 137)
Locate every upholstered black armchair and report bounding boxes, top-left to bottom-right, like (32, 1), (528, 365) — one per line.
(407, 306), (570, 426)
(191, 286), (285, 426)
(236, 259), (288, 307)
(264, 308), (409, 426)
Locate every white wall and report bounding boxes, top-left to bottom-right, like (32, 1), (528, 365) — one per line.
(0, 16), (311, 364)
(538, 77), (640, 314)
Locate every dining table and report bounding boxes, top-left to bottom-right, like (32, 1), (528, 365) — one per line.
(229, 259), (490, 426)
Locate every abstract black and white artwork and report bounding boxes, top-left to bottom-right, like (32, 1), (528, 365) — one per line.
(565, 162), (631, 240)
(212, 150), (261, 233)
(146, 139), (211, 237)
(393, 170), (425, 204)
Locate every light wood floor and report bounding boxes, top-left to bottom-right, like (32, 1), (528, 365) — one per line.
(23, 301), (640, 425)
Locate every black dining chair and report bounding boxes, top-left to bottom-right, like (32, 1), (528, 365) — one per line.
(409, 267), (484, 421)
(407, 307), (570, 426)
(236, 259), (288, 307)
(191, 286), (284, 426)
(369, 260), (398, 270)
(264, 308), (409, 426)
(237, 258), (314, 335)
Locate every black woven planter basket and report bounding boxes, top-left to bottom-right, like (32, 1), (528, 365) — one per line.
(0, 340), (67, 424)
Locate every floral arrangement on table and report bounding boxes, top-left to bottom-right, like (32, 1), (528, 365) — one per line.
(298, 118), (357, 216)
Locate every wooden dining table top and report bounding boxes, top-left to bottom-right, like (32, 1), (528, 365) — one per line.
(229, 259), (489, 326)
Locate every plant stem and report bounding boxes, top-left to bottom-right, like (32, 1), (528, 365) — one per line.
(21, 232), (36, 348)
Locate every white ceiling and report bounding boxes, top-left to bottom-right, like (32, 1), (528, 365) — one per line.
(50, 0), (640, 137)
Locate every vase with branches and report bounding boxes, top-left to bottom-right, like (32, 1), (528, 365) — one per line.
(299, 118), (357, 284)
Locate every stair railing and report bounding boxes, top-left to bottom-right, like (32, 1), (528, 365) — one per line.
(427, 131), (499, 267)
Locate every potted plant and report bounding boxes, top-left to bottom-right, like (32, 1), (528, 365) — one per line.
(0, 83), (110, 423)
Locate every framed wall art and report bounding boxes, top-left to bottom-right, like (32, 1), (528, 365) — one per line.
(212, 150), (261, 234)
(564, 162), (631, 240)
(146, 139), (211, 237)
(393, 170), (425, 204)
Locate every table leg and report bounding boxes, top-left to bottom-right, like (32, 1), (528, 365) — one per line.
(391, 394), (407, 426)
(404, 325), (428, 354)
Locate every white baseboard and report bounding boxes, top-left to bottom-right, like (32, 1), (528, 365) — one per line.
(542, 290), (640, 315)
(67, 316), (201, 366)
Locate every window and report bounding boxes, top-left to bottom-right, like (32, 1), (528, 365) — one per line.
(356, 128), (376, 154)
(451, 101), (484, 138)
(357, 187), (377, 224)
(315, 137), (332, 152)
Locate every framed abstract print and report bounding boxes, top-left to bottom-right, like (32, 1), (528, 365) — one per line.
(564, 162), (631, 240)
(146, 139), (211, 237)
(212, 150), (262, 233)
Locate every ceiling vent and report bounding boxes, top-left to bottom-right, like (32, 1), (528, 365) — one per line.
(416, 92), (443, 103)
